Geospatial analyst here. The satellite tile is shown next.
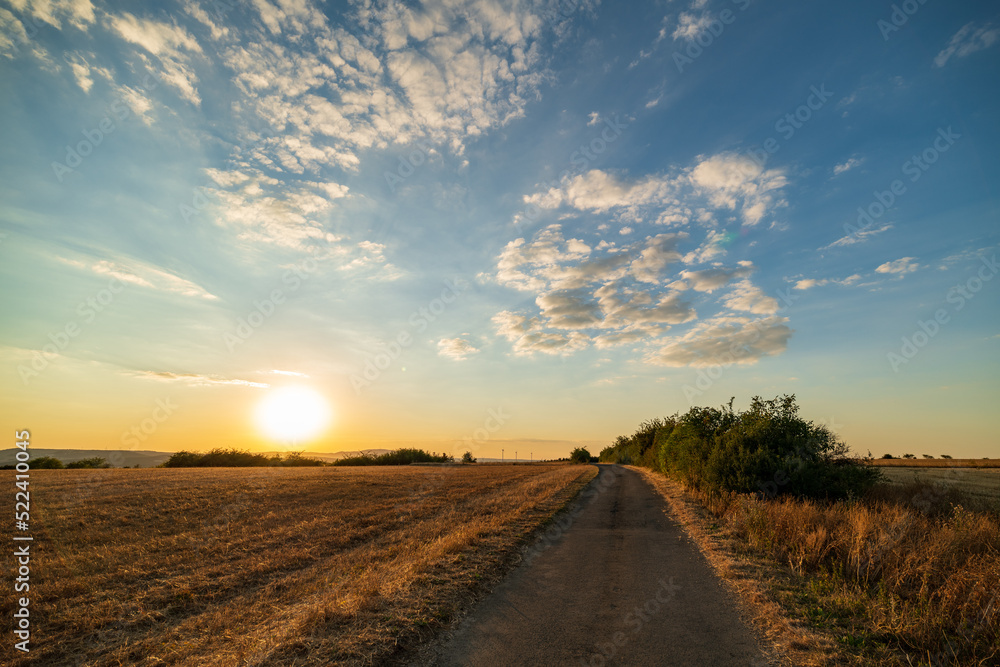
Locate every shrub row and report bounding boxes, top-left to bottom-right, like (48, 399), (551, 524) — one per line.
(333, 448), (452, 466)
(601, 395), (882, 500)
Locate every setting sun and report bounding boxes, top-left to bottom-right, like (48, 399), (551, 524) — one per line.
(255, 386), (332, 444)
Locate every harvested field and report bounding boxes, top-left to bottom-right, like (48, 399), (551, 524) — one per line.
(0, 464), (596, 666)
(876, 466), (1000, 510)
(868, 458), (999, 468)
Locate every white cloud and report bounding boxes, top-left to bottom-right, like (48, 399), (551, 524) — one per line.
(935, 22), (999, 68)
(128, 370), (268, 388)
(8, 0), (95, 31)
(110, 12), (203, 105)
(821, 223), (892, 250)
(876, 257), (919, 275)
(587, 111), (600, 126)
(648, 316), (793, 367)
(437, 337), (480, 360)
(59, 256), (218, 300)
(833, 157), (863, 175)
(672, 13), (713, 41)
(674, 266), (754, 292)
(523, 152), (788, 228)
(721, 280), (779, 315)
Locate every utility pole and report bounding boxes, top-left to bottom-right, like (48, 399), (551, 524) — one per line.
(515, 451), (517, 462)
(501, 448), (504, 462)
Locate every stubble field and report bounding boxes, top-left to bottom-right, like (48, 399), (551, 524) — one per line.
(0, 464), (596, 666)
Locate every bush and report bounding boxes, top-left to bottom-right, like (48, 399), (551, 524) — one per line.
(32, 456), (65, 469)
(569, 447), (591, 464)
(626, 395), (880, 500)
(67, 457), (111, 469)
(334, 448), (452, 466)
(163, 449), (327, 468)
(462, 451), (476, 463)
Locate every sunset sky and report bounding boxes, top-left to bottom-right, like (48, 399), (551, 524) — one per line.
(1, 0), (998, 459)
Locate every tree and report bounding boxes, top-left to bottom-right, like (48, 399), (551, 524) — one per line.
(462, 451), (476, 463)
(32, 456), (65, 469)
(881, 453), (894, 459)
(940, 454), (952, 459)
(569, 447), (591, 464)
(67, 457), (111, 469)
(902, 453), (916, 459)
(922, 454), (934, 459)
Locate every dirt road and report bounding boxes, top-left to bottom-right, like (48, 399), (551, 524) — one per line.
(420, 464), (767, 666)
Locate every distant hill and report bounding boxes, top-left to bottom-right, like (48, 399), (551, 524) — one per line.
(0, 448), (396, 468)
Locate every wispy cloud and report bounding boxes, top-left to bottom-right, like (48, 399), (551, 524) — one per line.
(875, 257), (919, 276)
(935, 22), (999, 68)
(821, 223), (893, 250)
(127, 370), (269, 388)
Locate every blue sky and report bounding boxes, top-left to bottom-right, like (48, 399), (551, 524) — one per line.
(1, 0), (998, 458)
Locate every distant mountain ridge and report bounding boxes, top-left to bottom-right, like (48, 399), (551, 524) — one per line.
(0, 448), (395, 468)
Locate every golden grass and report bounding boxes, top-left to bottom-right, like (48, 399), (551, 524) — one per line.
(0, 464), (595, 666)
(868, 459), (1000, 468)
(635, 466), (1000, 666)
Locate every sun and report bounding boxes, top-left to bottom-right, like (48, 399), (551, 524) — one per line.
(255, 386), (332, 444)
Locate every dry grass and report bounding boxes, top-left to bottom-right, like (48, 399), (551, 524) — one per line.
(635, 466), (1000, 666)
(0, 464), (596, 666)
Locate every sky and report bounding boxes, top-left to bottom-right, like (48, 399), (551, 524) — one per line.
(1, 0), (998, 460)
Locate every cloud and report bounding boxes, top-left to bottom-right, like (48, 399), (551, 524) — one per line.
(647, 316), (793, 367)
(876, 257), (919, 275)
(110, 12), (203, 105)
(59, 256), (218, 300)
(489, 225), (789, 364)
(128, 370), (268, 388)
(833, 157), (863, 175)
(673, 265), (754, 292)
(821, 223), (893, 250)
(935, 22), (999, 67)
(523, 152), (788, 227)
(437, 337), (480, 360)
(672, 13), (713, 41)
(8, 0), (95, 31)
(721, 280), (779, 315)
(794, 274), (862, 290)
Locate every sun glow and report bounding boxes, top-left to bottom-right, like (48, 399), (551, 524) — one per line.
(255, 386), (331, 444)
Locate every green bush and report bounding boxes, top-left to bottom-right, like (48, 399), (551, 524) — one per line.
(66, 457), (111, 469)
(32, 456), (65, 469)
(569, 447), (591, 464)
(162, 449), (328, 468)
(334, 448), (452, 466)
(620, 395), (881, 500)
(462, 451), (476, 463)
